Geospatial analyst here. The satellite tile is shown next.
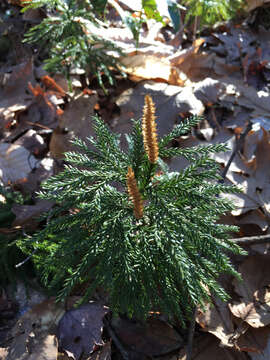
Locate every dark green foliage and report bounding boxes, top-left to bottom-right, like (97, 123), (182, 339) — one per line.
(22, 0), (124, 91)
(142, 0), (163, 23)
(18, 114), (245, 322)
(0, 187), (29, 286)
(182, 0), (244, 27)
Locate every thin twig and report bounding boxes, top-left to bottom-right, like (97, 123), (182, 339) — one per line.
(230, 233), (270, 246)
(186, 307), (197, 360)
(221, 121), (252, 180)
(103, 317), (130, 360)
(15, 248), (37, 268)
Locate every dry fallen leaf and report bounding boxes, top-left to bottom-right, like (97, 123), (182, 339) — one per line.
(114, 81), (204, 142)
(177, 333), (247, 360)
(111, 316), (183, 357)
(223, 127), (270, 216)
(90, 341), (111, 360)
(0, 143), (37, 185)
(14, 129), (46, 156)
(230, 255), (270, 328)
(196, 299), (235, 348)
(249, 331), (270, 359)
(6, 298), (64, 360)
(50, 92), (97, 159)
(120, 54), (186, 86)
(246, 0), (270, 12)
(57, 302), (109, 360)
(236, 209), (269, 232)
(11, 199), (53, 229)
(0, 348), (8, 360)
(0, 59), (35, 136)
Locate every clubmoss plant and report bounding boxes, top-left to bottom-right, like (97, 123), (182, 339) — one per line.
(19, 95), (245, 322)
(182, 0), (244, 28)
(22, 0), (125, 91)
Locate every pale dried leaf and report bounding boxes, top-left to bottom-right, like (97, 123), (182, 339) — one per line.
(0, 347), (8, 360)
(221, 79), (270, 119)
(231, 256), (270, 327)
(224, 128), (270, 215)
(114, 81), (204, 143)
(193, 78), (226, 105)
(120, 54), (186, 85)
(229, 302), (266, 328)
(251, 117), (270, 132)
(196, 301), (235, 348)
(247, 0), (270, 11)
(0, 143), (37, 185)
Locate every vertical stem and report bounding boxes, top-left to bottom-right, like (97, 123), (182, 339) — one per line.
(186, 306), (196, 360)
(193, 16), (198, 41)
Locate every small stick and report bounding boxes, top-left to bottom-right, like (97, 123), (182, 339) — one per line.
(193, 16), (198, 41)
(230, 233), (270, 246)
(15, 249), (37, 268)
(221, 121), (252, 180)
(186, 306), (197, 360)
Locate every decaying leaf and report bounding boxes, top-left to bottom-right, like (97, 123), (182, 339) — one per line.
(222, 126), (270, 216)
(0, 59), (35, 135)
(6, 298), (65, 360)
(177, 334), (247, 360)
(0, 143), (37, 185)
(0, 348), (8, 359)
(111, 316), (183, 357)
(11, 199), (53, 229)
(247, 0), (270, 12)
(120, 54), (186, 86)
(114, 81), (204, 142)
(57, 302), (109, 360)
(14, 129), (46, 156)
(234, 319), (270, 353)
(196, 300), (235, 348)
(230, 256), (270, 328)
(236, 209), (269, 232)
(50, 92), (97, 158)
(90, 341), (111, 360)
(249, 331), (270, 359)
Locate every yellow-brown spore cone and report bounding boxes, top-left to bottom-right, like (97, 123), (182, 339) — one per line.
(126, 167), (143, 219)
(142, 95), (159, 164)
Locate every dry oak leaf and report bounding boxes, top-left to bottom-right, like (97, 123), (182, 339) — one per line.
(111, 316), (183, 357)
(249, 332), (270, 360)
(196, 299), (235, 348)
(57, 302), (109, 360)
(0, 59), (34, 135)
(230, 255), (270, 328)
(49, 92), (97, 159)
(0, 143), (37, 185)
(6, 298), (64, 360)
(247, 0), (270, 11)
(120, 54), (186, 86)
(177, 333), (247, 360)
(224, 127), (270, 215)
